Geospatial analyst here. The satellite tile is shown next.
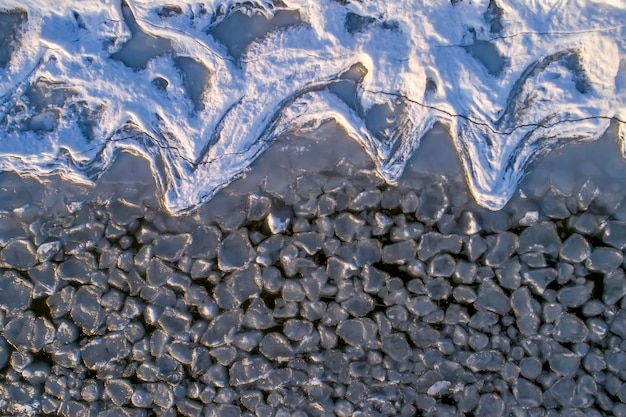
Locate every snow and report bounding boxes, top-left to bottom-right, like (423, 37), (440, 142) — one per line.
(0, 0), (624, 214)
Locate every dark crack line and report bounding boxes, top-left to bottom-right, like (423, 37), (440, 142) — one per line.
(365, 89), (626, 136)
(436, 25), (625, 48)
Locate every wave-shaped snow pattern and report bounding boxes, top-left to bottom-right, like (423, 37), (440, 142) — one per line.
(0, 0), (625, 214)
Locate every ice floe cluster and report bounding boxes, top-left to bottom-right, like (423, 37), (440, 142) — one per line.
(0, 145), (626, 416)
(0, 0), (625, 213)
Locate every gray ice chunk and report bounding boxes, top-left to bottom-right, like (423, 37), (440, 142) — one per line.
(59, 252), (96, 284)
(466, 351), (505, 372)
(218, 230), (254, 271)
(259, 332), (294, 361)
(382, 333), (411, 362)
(229, 357), (271, 386)
(428, 254), (455, 277)
(336, 318), (377, 348)
(36, 241), (61, 262)
(518, 222), (561, 256)
(559, 233), (591, 263)
(602, 220), (626, 250)
(484, 232), (518, 267)
(350, 189), (381, 211)
(523, 268), (557, 295)
(425, 277), (452, 300)
(382, 240), (417, 264)
(70, 286), (105, 335)
(554, 313), (588, 343)
(0, 271), (32, 312)
(513, 378), (542, 408)
(475, 393), (505, 417)
(417, 232), (463, 261)
(0, 239), (36, 269)
(352, 238), (381, 266)
(334, 212), (365, 242)
(549, 352), (580, 377)
(247, 194), (272, 221)
(153, 233), (190, 262)
(475, 280), (511, 315)
(604, 269), (626, 305)
(186, 225), (221, 259)
(108, 198), (145, 225)
(105, 379), (133, 406)
(416, 183), (448, 225)
(81, 333), (131, 370)
(201, 311), (242, 347)
(586, 247), (623, 273)
(557, 283), (592, 308)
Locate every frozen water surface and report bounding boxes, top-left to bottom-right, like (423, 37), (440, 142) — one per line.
(1, 1), (626, 416)
(0, 0), (624, 213)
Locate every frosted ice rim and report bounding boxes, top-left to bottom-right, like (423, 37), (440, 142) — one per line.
(0, 0), (625, 214)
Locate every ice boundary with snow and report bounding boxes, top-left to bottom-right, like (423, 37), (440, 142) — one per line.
(0, 0), (625, 214)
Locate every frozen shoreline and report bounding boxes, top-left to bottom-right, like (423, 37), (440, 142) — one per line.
(0, 0), (624, 213)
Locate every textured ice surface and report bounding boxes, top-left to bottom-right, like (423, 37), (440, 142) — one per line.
(0, 0), (625, 213)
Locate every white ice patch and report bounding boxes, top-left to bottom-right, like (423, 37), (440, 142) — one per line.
(0, 0), (624, 214)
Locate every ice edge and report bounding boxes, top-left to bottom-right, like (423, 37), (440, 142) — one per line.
(0, 0), (624, 214)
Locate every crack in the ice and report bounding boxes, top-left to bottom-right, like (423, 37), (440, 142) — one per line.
(437, 25), (626, 48)
(365, 89), (625, 135)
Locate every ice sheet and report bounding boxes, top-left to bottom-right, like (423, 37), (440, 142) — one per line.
(0, 0), (624, 214)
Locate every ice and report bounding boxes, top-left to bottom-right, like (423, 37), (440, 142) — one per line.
(0, 271), (32, 312)
(217, 230), (254, 271)
(80, 332), (131, 370)
(484, 232), (518, 267)
(465, 234), (487, 262)
(336, 318), (377, 348)
(553, 313), (589, 343)
(550, 377), (577, 407)
(381, 333), (411, 362)
(349, 189), (381, 211)
(425, 277), (452, 300)
(586, 247), (623, 273)
(472, 394), (506, 417)
(333, 213), (365, 242)
(603, 269), (626, 305)
(153, 233), (190, 262)
(557, 283), (592, 308)
(549, 352), (581, 377)
(417, 232), (463, 261)
(104, 379), (133, 407)
(70, 286), (105, 335)
(259, 332), (294, 361)
(267, 207), (292, 234)
(475, 280), (511, 315)
(360, 264), (387, 294)
(427, 254), (455, 277)
(523, 267), (557, 295)
(342, 294), (374, 317)
(0, 239), (36, 270)
(281, 279), (305, 302)
(559, 233), (591, 263)
(158, 307), (192, 335)
(382, 240), (417, 264)
(350, 238), (381, 266)
(416, 183), (448, 226)
(390, 223), (424, 242)
(513, 378), (542, 408)
(519, 357), (542, 380)
(59, 252), (96, 284)
(453, 285), (477, 304)
(518, 222), (562, 256)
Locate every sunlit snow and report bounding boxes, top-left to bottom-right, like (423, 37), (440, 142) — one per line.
(0, 0), (624, 213)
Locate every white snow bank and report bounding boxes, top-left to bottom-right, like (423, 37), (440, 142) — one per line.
(0, 0), (624, 214)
